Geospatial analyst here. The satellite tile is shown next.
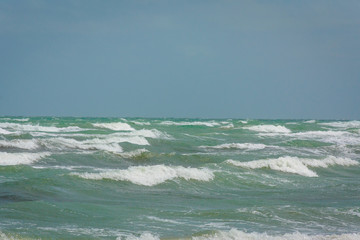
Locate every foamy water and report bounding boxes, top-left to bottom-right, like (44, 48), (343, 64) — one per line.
(0, 117), (359, 239)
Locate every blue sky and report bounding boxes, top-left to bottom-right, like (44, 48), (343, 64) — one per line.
(0, 0), (359, 119)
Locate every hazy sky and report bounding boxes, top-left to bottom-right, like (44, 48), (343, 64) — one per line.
(1, 0), (359, 119)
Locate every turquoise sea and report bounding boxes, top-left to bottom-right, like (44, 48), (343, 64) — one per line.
(0, 117), (359, 239)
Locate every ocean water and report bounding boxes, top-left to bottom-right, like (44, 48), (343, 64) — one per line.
(0, 117), (360, 240)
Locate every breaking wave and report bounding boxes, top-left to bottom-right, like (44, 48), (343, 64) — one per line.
(0, 152), (50, 166)
(0, 128), (13, 135)
(92, 122), (135, 131)
(160, 121), (220, 127)
(0, 139), (39, 150)
(72, 165), (214, 186)
(226, 156), (359, 177)
(0, 122), (83, 132)
(320, 121), (360, 129)
(121, 229), (360, 240)
(200, 143), (266, 150)
(244, 125), (291, 133)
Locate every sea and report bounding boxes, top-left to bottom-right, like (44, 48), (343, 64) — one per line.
(0, 117), (359, 240)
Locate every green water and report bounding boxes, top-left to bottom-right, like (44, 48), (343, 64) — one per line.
(0, 118), (359, 239)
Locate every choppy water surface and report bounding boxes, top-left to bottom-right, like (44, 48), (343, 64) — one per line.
(0, 117), (359, 239)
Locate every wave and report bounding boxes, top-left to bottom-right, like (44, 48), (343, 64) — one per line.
(0, 117), (29, 122)
(42, 137), (124, 153)
(160, 121), (220, 127)
(244, 125), (291, 133)
(190, 229), (360, 240)
(0, 152), (50, 166)
(220, 123), (234, 129)
(121, 229), (360, 240)
(122, 129), (172, 139)
(304, 120), (316, 123)
(200, 143), (266, 150)
(258, 130), (360, 145)
(0, 122), (82, 132)
(320, 121), (360, 129)
(116, 148), (150, 159)
(92, 122), (134, 131)
(0, 127), (13, 135)
(0, 139), (38, 150)
(226, 156), (359, 177)
(131, 121), (151, 126)
(72, 165), (214, 186)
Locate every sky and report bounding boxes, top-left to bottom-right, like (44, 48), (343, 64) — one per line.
(0, 0), (359, 119)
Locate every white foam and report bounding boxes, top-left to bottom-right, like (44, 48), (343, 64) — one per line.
(320, 121), (360, 129)
(220, 123), (234, 129)
(125, 129), (172, 139)
(200, 143), (266, 150)
(226, 156), (358, 177)
(0, 122), (82, 132)
(43, 137), (124, 153)
(92, 122), (134, 131)
(131, 121), (151, 126)
(191, 229), (360, 240)
(0, 128), (12, 135)
(73, 165), (214, 186)
(244, 125), (291, 133)
(0, 139), (38, 150)
(304, 120), (316, 123)
(123, 233), (160, 240)
(160, 121), (220, 127)
(117, 149), (149, 158)
(258, 130), (360, 146)
(0, 152), (50, 166)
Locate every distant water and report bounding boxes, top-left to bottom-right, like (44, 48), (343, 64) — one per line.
(0, 117), (360, 240)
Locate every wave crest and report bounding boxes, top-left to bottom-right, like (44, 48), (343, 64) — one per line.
(226, 156), (358, 177)
(0, 152), (50, 166)
(244, 125), (291, 133)
(92, 122), (134, 131)
(72, 165), (214, 186)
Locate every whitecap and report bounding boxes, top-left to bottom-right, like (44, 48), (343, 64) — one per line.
(320, 121), (360, 129)
(72, 165), (214, 186)
(0, 128), (12, 135)
(131, 121), (151, 126)
(160, 121), (220, 127)
(244, 125), (291, 133)
(0, 139), (38, 150)
(190, 228), (360, 240)
(123, 233), (160, 240)
(42, 137), (124, 153)
(0, 152), (50, 166)
(117, 149), (149, 158)
(92, 122), (134, 131)
(220, 123), (234, 129)
(0, 122), (83, 132)
(200, 143), (266, 150)
(226, 156), (358, 177)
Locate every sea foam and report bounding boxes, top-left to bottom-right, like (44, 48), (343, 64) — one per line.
(0, 139), (39, 150)
(320, 121), (360, 129)
(0, 128), (13, 135)
(73, 165), (214, 186)
(0, 122), (82, 132)
(200, 143), (266, 150)
(244, 125), (291, 133)
(226, 156), (358, 177)
(190, 229), (360, 240)
(122, 229), (360, 240)
(160, 121), (220, 127)
(92, 122), (134, 131)
(0, 152), (50, 166)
